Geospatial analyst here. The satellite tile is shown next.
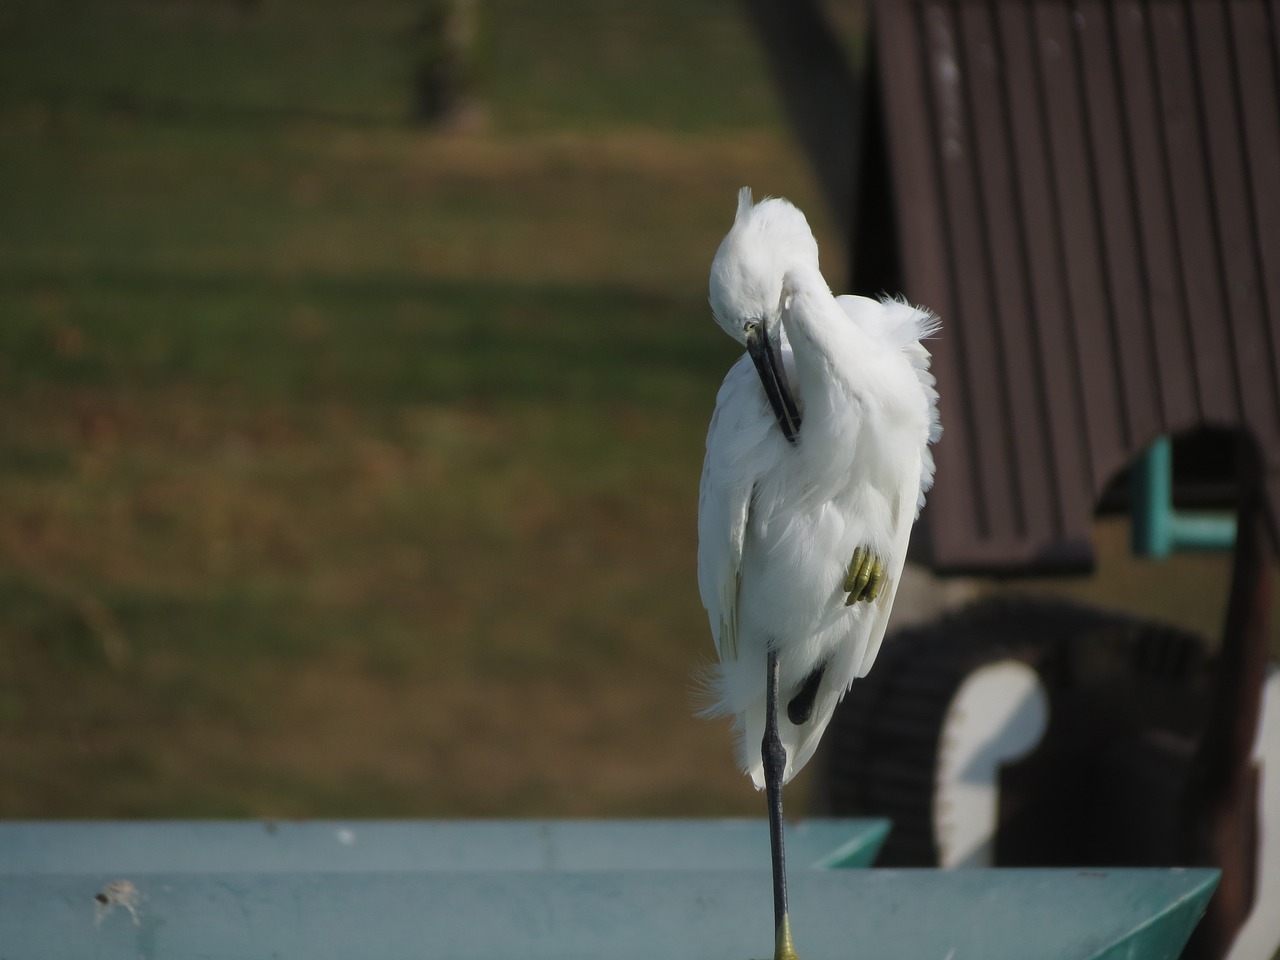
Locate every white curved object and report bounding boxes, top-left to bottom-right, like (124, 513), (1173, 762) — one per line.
(933, 660), (1050, 869)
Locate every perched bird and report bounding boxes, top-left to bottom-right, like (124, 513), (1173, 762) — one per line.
(697, 188), (941, 960)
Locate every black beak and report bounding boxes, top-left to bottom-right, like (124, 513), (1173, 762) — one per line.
(745, 318), (802, 445)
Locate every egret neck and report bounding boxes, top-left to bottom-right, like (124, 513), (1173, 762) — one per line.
(780, 266), (872, 456)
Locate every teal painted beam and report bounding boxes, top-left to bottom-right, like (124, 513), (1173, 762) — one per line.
(0, 818), (889, 874)
(0, 867), (1217, 960)
(1131, 437), (1236, 557)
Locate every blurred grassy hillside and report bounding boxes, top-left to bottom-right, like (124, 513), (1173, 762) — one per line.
(2, 0), (1269, 822)
(0, 0), (848, 817)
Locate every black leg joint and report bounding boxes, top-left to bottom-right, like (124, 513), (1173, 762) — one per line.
(762, 724), (787, 783)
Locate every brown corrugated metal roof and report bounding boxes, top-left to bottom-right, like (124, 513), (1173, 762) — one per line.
(862, 0), (1280, 572)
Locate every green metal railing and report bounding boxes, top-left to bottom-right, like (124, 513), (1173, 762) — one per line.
(0, 820), (1217, 959)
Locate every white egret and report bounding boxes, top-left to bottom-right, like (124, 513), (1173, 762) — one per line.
(697, 188), (941, 960)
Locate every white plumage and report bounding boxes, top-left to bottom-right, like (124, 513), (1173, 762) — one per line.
(697, 188), (941, 788)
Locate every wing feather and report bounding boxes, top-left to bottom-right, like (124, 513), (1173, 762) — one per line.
(832, 294), (941, 674)
(855, 474), (922, 677)
(697, 353), (772, 664)
(835, 294), (941, 513)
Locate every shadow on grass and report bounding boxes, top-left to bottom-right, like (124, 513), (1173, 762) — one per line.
(26, 84), (406, 131)
(0, 267), (733, 408)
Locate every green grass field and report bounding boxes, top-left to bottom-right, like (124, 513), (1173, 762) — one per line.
(0, 0), (1270, 820)
(0, 0), (849, 817)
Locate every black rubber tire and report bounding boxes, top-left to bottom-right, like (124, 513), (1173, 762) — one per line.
(818, 595), (1212, 866)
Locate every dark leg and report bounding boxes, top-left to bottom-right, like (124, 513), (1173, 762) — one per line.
(764, 648), (800, 960)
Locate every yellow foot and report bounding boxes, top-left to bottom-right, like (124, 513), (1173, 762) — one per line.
(843, 546), (884, 605)
(774, 913), (801, 960)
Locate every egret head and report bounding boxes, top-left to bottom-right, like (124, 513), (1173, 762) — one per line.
(708, 187), (819, 347)
(708, 188), (816, 444)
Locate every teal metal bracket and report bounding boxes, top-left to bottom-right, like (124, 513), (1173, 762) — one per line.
(1131, 436), (1237, 557)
